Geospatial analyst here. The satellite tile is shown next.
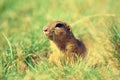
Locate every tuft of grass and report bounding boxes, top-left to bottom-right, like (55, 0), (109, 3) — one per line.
(0, 0), (120, 80)
(108, 18), (120, 62)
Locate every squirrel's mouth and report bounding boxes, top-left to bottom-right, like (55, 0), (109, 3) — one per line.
(43, 28), (55, 40)
(43, 31), (54, 40)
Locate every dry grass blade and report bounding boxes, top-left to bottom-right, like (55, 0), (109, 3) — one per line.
(1, 32), (13, 59)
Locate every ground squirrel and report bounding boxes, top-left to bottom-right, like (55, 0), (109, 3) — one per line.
(43, 21), (86, 63)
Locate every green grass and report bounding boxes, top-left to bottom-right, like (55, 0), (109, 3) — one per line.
(0, 0), (120, 80)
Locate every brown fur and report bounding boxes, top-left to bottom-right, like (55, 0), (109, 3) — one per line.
(43, 21), (86, 63)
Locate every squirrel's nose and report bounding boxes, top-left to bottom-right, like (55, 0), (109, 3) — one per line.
(43, 29), (48, 32)
(43, 27), (48, 32)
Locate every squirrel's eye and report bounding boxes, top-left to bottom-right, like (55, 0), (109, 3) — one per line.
(55, 23), (64, 28)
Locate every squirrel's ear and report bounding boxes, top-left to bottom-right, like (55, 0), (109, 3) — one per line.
(66, 24), (71, 31)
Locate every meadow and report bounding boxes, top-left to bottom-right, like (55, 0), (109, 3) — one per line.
(0, 0), (120, 80)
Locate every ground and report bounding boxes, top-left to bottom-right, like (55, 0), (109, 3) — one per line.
(0, 0), (120, 80)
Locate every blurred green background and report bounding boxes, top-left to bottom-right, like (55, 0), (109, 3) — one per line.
(0, 0), (120, 80)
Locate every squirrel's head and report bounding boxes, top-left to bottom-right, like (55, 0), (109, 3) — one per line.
(43, 21), (72, 41)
